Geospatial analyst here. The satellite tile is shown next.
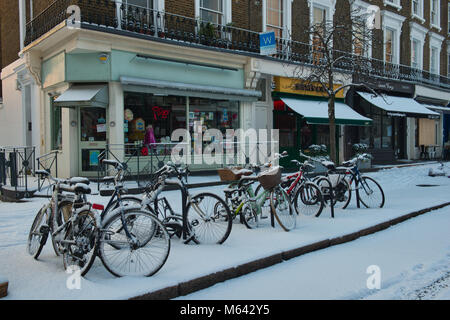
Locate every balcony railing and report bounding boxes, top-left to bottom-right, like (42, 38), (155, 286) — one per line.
(24, 0), (450, 89)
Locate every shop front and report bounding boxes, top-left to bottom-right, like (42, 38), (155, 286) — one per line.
(272, 77), (372, 168)
(41, 46), (260, 177)
(346, 88), (440, 164)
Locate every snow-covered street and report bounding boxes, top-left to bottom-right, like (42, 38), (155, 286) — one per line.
(178, 201), (450, 300)
(0, 162), (449, 300)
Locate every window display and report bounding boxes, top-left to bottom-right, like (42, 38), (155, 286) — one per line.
(124, 93), (186, 147)
(123, 92), (240, 156)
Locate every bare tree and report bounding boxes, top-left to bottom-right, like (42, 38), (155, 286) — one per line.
(285, 1), (382, 163)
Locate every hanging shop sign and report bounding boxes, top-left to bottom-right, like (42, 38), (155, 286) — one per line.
(353, 75), (414, 96)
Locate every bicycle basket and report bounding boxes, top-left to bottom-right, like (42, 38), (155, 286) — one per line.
(257, 166), (282, 190)
(217, 167), (252, 181)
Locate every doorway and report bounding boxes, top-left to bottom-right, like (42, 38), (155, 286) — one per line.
(79, 107), (107, 176)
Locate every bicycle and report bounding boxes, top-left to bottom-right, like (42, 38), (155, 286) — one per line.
(96, 159), (171, 277)
(117, 161), (233, 245)
(281, 159), (325, 217)
(27, 170), (99, 276)
(339, 154), (385, 209)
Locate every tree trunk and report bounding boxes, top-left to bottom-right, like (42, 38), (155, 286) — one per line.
(328, 94), (337, 163)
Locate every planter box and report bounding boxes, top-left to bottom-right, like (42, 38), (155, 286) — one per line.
(0, 281), (8, 298)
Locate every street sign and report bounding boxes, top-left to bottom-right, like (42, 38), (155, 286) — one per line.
(259, 31), (276, 56)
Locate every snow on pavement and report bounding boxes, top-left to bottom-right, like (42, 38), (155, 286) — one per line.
(178, 200), (450, 300)
(0, 162), (449, 299)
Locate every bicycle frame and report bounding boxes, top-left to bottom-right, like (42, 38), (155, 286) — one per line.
(236, 182), (275, 227)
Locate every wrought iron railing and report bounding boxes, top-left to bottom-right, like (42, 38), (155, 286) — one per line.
(0, 146), (36, 199)
(36, 150), (59, 191)
(24, 0), (450, 89)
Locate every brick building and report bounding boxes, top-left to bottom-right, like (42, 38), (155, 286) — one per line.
(0, 0), (449, 177)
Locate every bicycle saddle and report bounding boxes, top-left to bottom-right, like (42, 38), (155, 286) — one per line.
(60, 183), (91, 195)
(68, 177), (90, 185)
(321, 161), (336, 170)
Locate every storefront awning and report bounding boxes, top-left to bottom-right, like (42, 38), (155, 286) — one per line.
(54, 85), (109, 108)
(357, 92), (440, 118)
(280, 97), (372, 126)
(425, 105), (450, 114)
(120, 76), (261, 102)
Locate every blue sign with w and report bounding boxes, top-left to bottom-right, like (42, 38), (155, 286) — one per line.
(259, 31), (276, 55)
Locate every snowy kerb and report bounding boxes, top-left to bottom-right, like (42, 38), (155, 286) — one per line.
(0, 163), (449, 300)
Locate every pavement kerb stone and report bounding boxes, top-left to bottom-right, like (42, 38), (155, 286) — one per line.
(128, 202), (450, 300)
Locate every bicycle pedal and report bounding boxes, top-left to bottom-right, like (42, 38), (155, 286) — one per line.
(39, 225), (50, 234)
(260, 216), (269, 220)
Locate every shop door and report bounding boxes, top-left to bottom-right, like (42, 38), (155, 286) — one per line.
(79, 107), (107, 176)
(394, 117), (406, 159)
(273, 111), (299, 169)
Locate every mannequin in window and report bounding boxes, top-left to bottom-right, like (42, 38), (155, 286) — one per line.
(144, 124), (156, 153)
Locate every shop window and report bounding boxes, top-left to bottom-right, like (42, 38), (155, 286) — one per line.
(51, 100), (62, 150)
(80, 108), (107, 142)
(189, 97), (239, 153)
(274, 112), (297, 148)
(316, 125), (330, 149)
(372, 113), (381, 148)
(124, 93), (187, 149)
(382, 114), (393, 148)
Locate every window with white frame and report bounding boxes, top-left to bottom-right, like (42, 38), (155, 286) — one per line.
(429, 32), (445, 75)
(200, 0), (224, 24)
(430, 0), (440, 29)
(411, 39), (420, 69)
(430, 47), (439, 75)
(411, 0), (424, 21)
(266, 0), (284, 38)
(384, 0), (402, 11)
(263, 0), (292, 39)
(448, 52), (450, 78)
(385, 28), (394, 63)
(381, 10), (405, 65)
(351, 0), (373, 58)
(410, 22), (427, 70)
(448, 2), (450, 34)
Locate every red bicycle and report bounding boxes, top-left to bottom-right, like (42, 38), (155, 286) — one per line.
(256, 159), (325, 217)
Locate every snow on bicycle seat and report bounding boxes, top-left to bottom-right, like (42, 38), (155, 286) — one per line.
(73, 183), (91, 195)
(60, 183), (91, 194)
(35, 169), (50, 176)
(341, 161), (354, 168)
(68, 177), (90, 185)
(321, 161), (336, 170)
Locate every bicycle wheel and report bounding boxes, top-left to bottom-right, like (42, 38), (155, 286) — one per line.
(240, 202), (259, 229)
(270, 186), (296, 231)
(357, 176), (385, 208)
(293, 182), (324, 217)
(101, 196), (143, 222)
(186, 193), (233, 244)
(99, 210), (170, 277)
(316, 176), (352, 209)
(52, 201), (73, 257)
(62, 211), (99, 277)
(27, 206), (49, 259)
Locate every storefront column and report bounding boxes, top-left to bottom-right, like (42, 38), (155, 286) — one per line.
(108, 82), (124, 162)
(58, 107), (78, 178)
(406, 118), (416, 160)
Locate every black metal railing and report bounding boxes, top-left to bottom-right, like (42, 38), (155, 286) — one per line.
(0, 146), (36, 199)
(96, 142), (183, 193)
(36, 150), (58, 191)
(24, 0), (450, 89)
